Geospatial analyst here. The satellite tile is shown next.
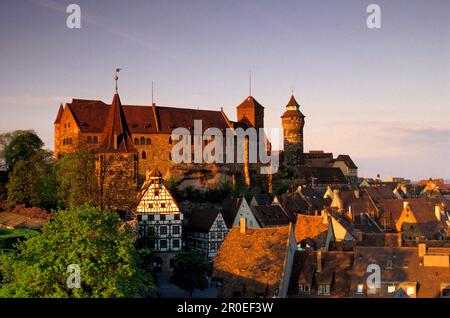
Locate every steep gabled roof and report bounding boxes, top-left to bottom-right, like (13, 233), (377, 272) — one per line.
(187, 208), (221, 232)
(54, 104), (64, 124)
(252, 205), (291, 227)
(286, 94), (300, 107)
(98, 94), (136, 153)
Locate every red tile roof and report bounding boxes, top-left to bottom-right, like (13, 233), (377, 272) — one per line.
(294, 214), (329, 248)
(286, 95), (300, 107)
(212, 225), (292, 298)
(64, 98), (234, 135)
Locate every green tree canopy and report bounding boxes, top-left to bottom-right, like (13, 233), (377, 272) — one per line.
(0, 206), (153, 298)
(6, 149), (55, 209)
(55, 149), (99, 209)
(4, 132), (43, 171)
(171, 250), (208, 297)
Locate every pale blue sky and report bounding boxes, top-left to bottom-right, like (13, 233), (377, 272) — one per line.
(0, 0), (449, 180)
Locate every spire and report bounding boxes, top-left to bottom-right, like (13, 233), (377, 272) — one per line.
(147, 165), (162, 181)
(286, 94), (300, 108)
(98, 93), (136, 153)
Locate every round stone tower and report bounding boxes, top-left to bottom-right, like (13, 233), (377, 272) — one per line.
(281, 94), (305, 167)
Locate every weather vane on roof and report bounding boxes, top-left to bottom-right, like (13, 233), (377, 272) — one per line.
(115, 68), (122, 94)
(291, 86), (295, 96)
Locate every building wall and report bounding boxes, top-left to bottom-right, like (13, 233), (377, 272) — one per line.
(96, 152), (138, 211)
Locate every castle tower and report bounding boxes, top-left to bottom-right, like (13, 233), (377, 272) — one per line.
(96, 92), (138, 211)
(281, 94), (305, 166)
(236, 96), (264, 129)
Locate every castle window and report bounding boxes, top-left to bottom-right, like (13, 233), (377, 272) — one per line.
(169, 136), (172, 144)
(161, 203), (166, 208)
(134, 138), (139, 145)
(87, 136), (92, 144)
(142, 151), (147, 159)
(160, 226), (167, 235)
(148, 203), (154, 209)
(169, 152), (172, 160)
(146, 138), (151, 145)
(154, 189), (159, 196)
(93, 136), (98, 144)
(63, 139), (66, 145)
(140, 137), (145, 145)
(160, 239), (167, 249)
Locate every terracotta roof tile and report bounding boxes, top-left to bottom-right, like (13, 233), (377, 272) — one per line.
(212, 225), (292, 297)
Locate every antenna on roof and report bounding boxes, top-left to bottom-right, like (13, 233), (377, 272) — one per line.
(151, 80), (154, 105)
(249, 69), (252, 96)
(114, 68), (122, 94)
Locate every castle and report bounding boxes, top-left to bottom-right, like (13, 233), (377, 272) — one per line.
(54, 83), (357, 210)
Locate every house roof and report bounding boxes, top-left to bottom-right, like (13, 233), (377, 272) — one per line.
(297, 167), (348, 185)
(221, 197), (244, 228)
(334, 154), (358, 169)
(351, 246), (450, 298)
(291, 250), (354, 297)
(212, 225), (292, 297)
(280, 192), (309, 215)
(364, 186), (397, 202)
(252, 193), (273, 206)
(54, 104), (64, 124)
(294, 214), (329, 248)
(187, 208), (221, 232)
(378, 198), (444, 235)
(63, 98), (234, 135)
(252, 205), (291, 227)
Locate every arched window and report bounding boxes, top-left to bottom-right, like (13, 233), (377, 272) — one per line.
(93, 136), (98, 144)
(134, 138), (139, 145)
(142, 151), (147, 159)
(146, 138), (151, 145)
(140, 137), (145, 145)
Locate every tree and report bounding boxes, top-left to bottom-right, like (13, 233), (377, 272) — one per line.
(6, 149), (55, 209)
(55, 149), (99, 209)
(3, 132), (43, 171)
(0, 206), (154, 298)
(171, 250), (209, 297)
(0, 130), (34, 170)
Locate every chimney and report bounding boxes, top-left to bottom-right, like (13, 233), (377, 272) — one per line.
(240, 217), (247, 234)
(113, 133), (118, 149)
(403, 201), (409, 209)
(321, 210), (328, 224)
(418, 243), (427, 257)
(316, 249), (322, 273)
(435, 205), (442, 222)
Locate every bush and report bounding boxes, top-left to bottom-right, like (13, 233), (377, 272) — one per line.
(0, 228), (38, 250)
